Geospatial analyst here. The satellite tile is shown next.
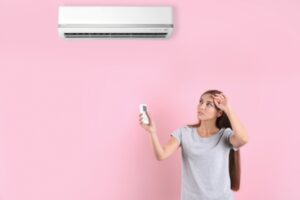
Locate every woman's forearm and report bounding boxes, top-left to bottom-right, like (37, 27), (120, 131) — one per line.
(225, 107), (248, 143)
(149, 132), (165, 160)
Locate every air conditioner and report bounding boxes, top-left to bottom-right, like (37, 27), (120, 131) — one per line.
(58, 6), (173, 39)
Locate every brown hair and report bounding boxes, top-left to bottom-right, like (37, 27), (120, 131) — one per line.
(187, 89), (241, 191)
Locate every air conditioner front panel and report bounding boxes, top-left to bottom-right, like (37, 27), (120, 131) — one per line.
(58, 6), (174, 39)
(59, 6), (173, 25)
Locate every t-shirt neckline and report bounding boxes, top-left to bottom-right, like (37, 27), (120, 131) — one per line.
(193, 127), (224, 139)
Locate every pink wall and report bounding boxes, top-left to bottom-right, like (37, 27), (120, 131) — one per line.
(0, 0), (299, 199)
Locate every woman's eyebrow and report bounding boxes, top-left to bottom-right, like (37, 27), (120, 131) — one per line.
(200, 99), (213, 103)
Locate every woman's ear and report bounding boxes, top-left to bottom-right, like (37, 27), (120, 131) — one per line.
(217, 110), (223, 117)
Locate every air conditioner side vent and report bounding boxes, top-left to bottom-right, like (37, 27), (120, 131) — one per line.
(64, 32), (168, 38)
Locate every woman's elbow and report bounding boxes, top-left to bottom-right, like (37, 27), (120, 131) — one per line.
(156, 156), (164, 161)
(156, 154), (167, 161)
(242, 135), (249, 145)
(238, 138), (248, 148)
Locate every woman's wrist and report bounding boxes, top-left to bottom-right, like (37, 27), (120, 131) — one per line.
(224, 105), (233, 115)
(149, 130), (157, 135)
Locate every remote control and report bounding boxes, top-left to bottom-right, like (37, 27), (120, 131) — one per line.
(139, 104), (150, 125)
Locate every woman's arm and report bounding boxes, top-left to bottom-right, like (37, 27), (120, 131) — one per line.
(212, 93), (249, 148)
(149, 132), (180, 161)
(225, 107), (249, 148)
(140, 112), (180, 161)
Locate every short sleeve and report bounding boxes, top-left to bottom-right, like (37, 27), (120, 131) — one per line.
(224, 128), (239, 151)
(170, 127), (182, 145)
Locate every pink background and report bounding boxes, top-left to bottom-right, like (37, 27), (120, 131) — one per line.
(0, 0), (299, 199)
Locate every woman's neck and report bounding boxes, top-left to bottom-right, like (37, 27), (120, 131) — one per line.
(197, 121), (220, 137)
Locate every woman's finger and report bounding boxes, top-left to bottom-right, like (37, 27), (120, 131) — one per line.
(219, 94), (225, 99)
(213, 98), (219, 104)
(213, 94), (221, 99)
(145, 112), (151, 121)
(214, 96), (221, 100)
(220, 93), (227, 99)
(215, 93), (225, 100)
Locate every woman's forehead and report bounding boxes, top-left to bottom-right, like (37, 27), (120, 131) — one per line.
(200, 93), (214, 101)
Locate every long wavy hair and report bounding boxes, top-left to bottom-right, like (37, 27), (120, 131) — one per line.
(187, 89), (241, 191)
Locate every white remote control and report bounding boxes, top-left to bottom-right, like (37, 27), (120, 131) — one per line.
(139, 104), (150, 125)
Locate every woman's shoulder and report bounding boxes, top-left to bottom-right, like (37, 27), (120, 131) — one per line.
(172, 125), (193, 132)
(221, 127), (234, 138)
(223, 127), (233, 133)
(179, 125), (195, 133)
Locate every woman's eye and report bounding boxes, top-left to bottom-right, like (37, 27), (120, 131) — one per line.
(199, 101), (213, 107)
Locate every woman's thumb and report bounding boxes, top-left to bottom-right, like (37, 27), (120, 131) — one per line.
(145, 111), (152, 124)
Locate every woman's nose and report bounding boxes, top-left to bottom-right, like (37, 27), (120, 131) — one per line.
(198, 104), (205, 110)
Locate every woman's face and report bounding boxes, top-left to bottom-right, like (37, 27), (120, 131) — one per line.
(197, 93), (222, 121)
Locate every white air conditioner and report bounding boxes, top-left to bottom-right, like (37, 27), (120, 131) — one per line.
(58, 6), (173, 39)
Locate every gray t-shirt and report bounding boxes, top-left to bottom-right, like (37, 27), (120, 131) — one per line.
(171, 126), (239, 200)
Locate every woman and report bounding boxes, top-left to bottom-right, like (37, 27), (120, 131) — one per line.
(139, 89), (248, 200)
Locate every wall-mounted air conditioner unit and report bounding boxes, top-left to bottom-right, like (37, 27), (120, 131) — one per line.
(58, 6), (173, 39)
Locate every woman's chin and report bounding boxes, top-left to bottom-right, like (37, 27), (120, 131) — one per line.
(198, 115), (210, 121)
(197, 116), (204, 120)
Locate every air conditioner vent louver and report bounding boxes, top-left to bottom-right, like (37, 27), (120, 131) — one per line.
(64, 32), (168, 38)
